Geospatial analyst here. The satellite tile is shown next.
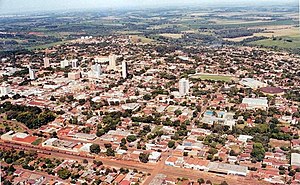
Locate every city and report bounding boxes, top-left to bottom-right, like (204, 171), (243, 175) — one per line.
(0, 0), (300, 185)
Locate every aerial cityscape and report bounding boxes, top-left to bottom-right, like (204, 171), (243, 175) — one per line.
(0, 0), (299, 185)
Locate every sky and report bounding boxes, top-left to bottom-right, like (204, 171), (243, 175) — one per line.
(0, 0), (298, 14)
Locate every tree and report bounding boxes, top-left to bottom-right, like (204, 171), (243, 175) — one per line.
(57, 168), (71, 180)
(197, 178), (205, 184)
(139, 153), (149, 163)
(106, 148), (115, 156)
(168, 140), (175, 148)
(90, 144), (101, 154)
(126, 135), (137, 143)
(50, 96), (56, 101)
(143, 94), (152, 100)
(251, 143), (265, 161)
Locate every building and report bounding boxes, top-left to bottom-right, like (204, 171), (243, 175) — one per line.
(242, 97), (268, 110)
(0, 83), (11, 96)
(260, 87), (284, 96)
(28, 66), (35, 80)
(89, 63), (102, 78)
(68, 72), (81, 80)
(207, 162), (248, 176)
(60, 59), (69, 68)
(43, 57), (50, 68)
(179, 78), (190, 96)
(122, 61), (128, 79)
(71, 59), (78, 68)
(291, 153), (300, 167)
(240, 78), (267, 89)
(148, 151), (161, 163)
(108, 54), (117, 70)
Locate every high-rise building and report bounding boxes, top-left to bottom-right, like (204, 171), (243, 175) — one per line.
(71, 59), (78, 68)
(122, 61), (128, 79)
(179, 78), (189, 96)
(0, 83), (11, 96)
(60, 59), (69, 68)
(43, 57), (50, 68)
(108, 54), (117, 70)
(91, 63), (102, 78)
(28, 66), (36, 80)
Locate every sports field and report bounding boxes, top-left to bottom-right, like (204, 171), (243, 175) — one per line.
(191, 74), (234, 82)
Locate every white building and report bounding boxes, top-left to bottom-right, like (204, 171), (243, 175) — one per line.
(28, 66), (36, 80)
(60, 59), (69, 68)
(291, 153), (300, 167)
(122, 61), (128, 79)
(108, 54), (117, 70)
(89, 63), (102, 79)
(179, 78), (189, 96)
(240, 78), (267, 89)
(71, 59), (78, 68)
(43, 57), (50, 68)
(149, 151), (161, 163)
(242, 97), (268, 110)
(0, 83), (11, 96)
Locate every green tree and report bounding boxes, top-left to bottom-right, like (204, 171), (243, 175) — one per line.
(251, 143), (265, 161)
(167, 140), (175, 148)
(90, 144), (101, 154)
(57, 168), (71, 180)
(126, 135), (137, 143)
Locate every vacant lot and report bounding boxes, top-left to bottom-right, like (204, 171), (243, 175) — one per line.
(269, 139), (290, 148)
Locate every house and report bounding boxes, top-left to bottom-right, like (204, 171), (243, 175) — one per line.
(149, 151), (161, 163)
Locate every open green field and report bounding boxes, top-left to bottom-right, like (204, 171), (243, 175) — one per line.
(27, 40), (70, 50)
(32, 138), (43, 146)
(129, 35), (154, 43)
(251, 34), (300, 49)
(191, 74), (234, 82)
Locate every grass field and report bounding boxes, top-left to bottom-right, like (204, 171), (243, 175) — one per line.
(191, 74), (234, 82)
(129, 35), (154, 43)
(251, 35), (300, 49)
(32, 138), (43, 146)
(27, 40), (70, 50)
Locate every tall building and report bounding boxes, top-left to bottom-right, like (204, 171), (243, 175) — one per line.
(91, 63), (102, 78)
(179, 78), (189, 96)
(71, 59), (78, 68)
(60, 59), (69, 68)
(108, 54), (117, 70)
(0, 83), (11, 96)
(28, 66), (36, 80)
(43, 57), (50, 68)
(122, 61), (128, 79)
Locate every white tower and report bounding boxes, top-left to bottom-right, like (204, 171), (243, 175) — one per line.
(71, 59), (78, 68)
(44, 57), (50, 68)
(28, 67), (36, 80)
(92, 63), (102, 78)
(122, 61), (128, 79)
(108, 54), (117, 70)
(0, 83), (11, 96)
(179, 78), (189, 96)
(60, 59), (69, 68)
